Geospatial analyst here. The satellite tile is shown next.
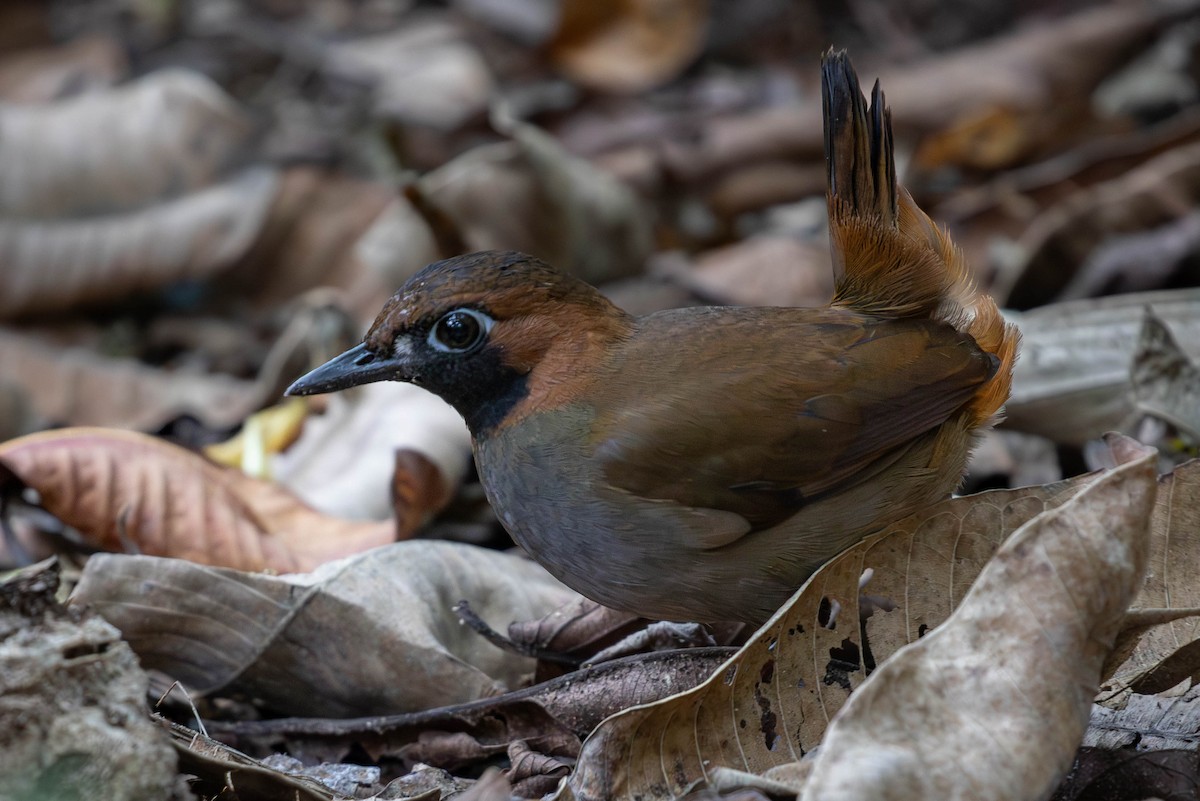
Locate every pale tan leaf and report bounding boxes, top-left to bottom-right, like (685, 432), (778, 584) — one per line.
(1130, 308), (1200, 440)
(0, 427), (393, 572)
(1101, 457), (1200, 701)
(661, 237), (835, 308)
(0, 168), (279, 318)
(1007, 288), (1200, 445)
(273, 381), (471, 525)
(0, 69), (254, 217)
(324, 19), (493, 129)
(70, 541), (582, 716)
(548, 0), (709, 94)
(796, 444), (1156, 800)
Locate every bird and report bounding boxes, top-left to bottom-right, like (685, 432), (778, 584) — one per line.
(286, 51), (1019, 624)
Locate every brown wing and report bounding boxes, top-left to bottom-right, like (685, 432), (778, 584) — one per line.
(592, 306), (996, 530)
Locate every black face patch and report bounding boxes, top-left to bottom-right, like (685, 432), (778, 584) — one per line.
(413, 337), (529, 436)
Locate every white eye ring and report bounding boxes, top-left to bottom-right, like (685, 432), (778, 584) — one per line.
(428, 308), (494, 353)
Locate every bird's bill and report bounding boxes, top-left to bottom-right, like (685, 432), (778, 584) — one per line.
(285, 341), (413, 396)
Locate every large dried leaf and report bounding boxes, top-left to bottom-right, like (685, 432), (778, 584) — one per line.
(420, 112), (653, 286)
(548, 0), (709, 94)
(1130, 308), (1200, 440)
(795, 443), (1155, 800)
(1101, 458), (1200, 700)
(324, 19), (493, 129)
(0, 427), (393, 572)
(70, 541), (582, 716)
(0, 69), (254, 217)
(1007, 288), (1200, 445)
(0, 167), (279, 318)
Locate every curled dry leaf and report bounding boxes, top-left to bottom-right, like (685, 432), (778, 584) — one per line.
(0, 69), (255, 217)
(324, 19), (494, 130)
(548, 0), (709, 94)
(1130, 308), (1200, 440)
(420, 111), (653, 286)
(274, 381), (471, 525)
(1101, 456), (1200, 701)
(0, 427), (394, 572)
(797, 443), (1156, 800)
(0, 167), (279, 318)
(71, 541), (582, 716)
(1007, 288), (1200, 446)
(159, 717), (337, 801)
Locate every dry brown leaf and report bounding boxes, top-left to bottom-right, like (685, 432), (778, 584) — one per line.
(0, 427), (394, 572)
(324, 19), (493, 129)
(0, 167), (279, 318)
(564, 463), (1102, 800)
(630, 0), (1191, 189)
(795, 442), (1156, 800)
(549, 0), (709, 94)
(274, 381), (471, 525)
(70, 541), (582, 716)
(420, 111), (653, 286)
(158, 717), (338, 801)
(0, 325), (268, 430)
(0, 34), (127, 103)
(230, 167), (402, 322)
(0, 69), (255, 217)
(1007, 289), (1200, 446)
(662, 237), (835, 308)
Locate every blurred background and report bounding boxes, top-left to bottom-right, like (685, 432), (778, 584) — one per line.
(2, 0), (1200, 566)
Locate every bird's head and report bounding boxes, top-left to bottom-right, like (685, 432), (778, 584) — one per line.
(286, 250), (631, 435)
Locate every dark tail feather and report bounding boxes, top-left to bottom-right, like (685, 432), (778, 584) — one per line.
(822, 49), (896, 228)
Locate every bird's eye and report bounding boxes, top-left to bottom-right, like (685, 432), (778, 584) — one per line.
(428, 308), (492, 353)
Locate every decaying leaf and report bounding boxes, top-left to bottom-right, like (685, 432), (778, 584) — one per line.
(1100, 456), (1200, 702)
(324, 19), (494, 130)
(71, 541), (582, 716)
(0, 427), (394, 572)
(1130, 308), (1200, 440)
(548, 0), (709, 94)
(0, 69), (255, 217)
(0, 168), (279, 318)
(658, 236), (834, 309)
(420, 109), (653, 287)
(1007, 288), (1200, 445)
(794, 441), (1155, 800)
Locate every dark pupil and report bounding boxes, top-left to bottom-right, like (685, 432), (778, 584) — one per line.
(437, 312), (480, 350)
